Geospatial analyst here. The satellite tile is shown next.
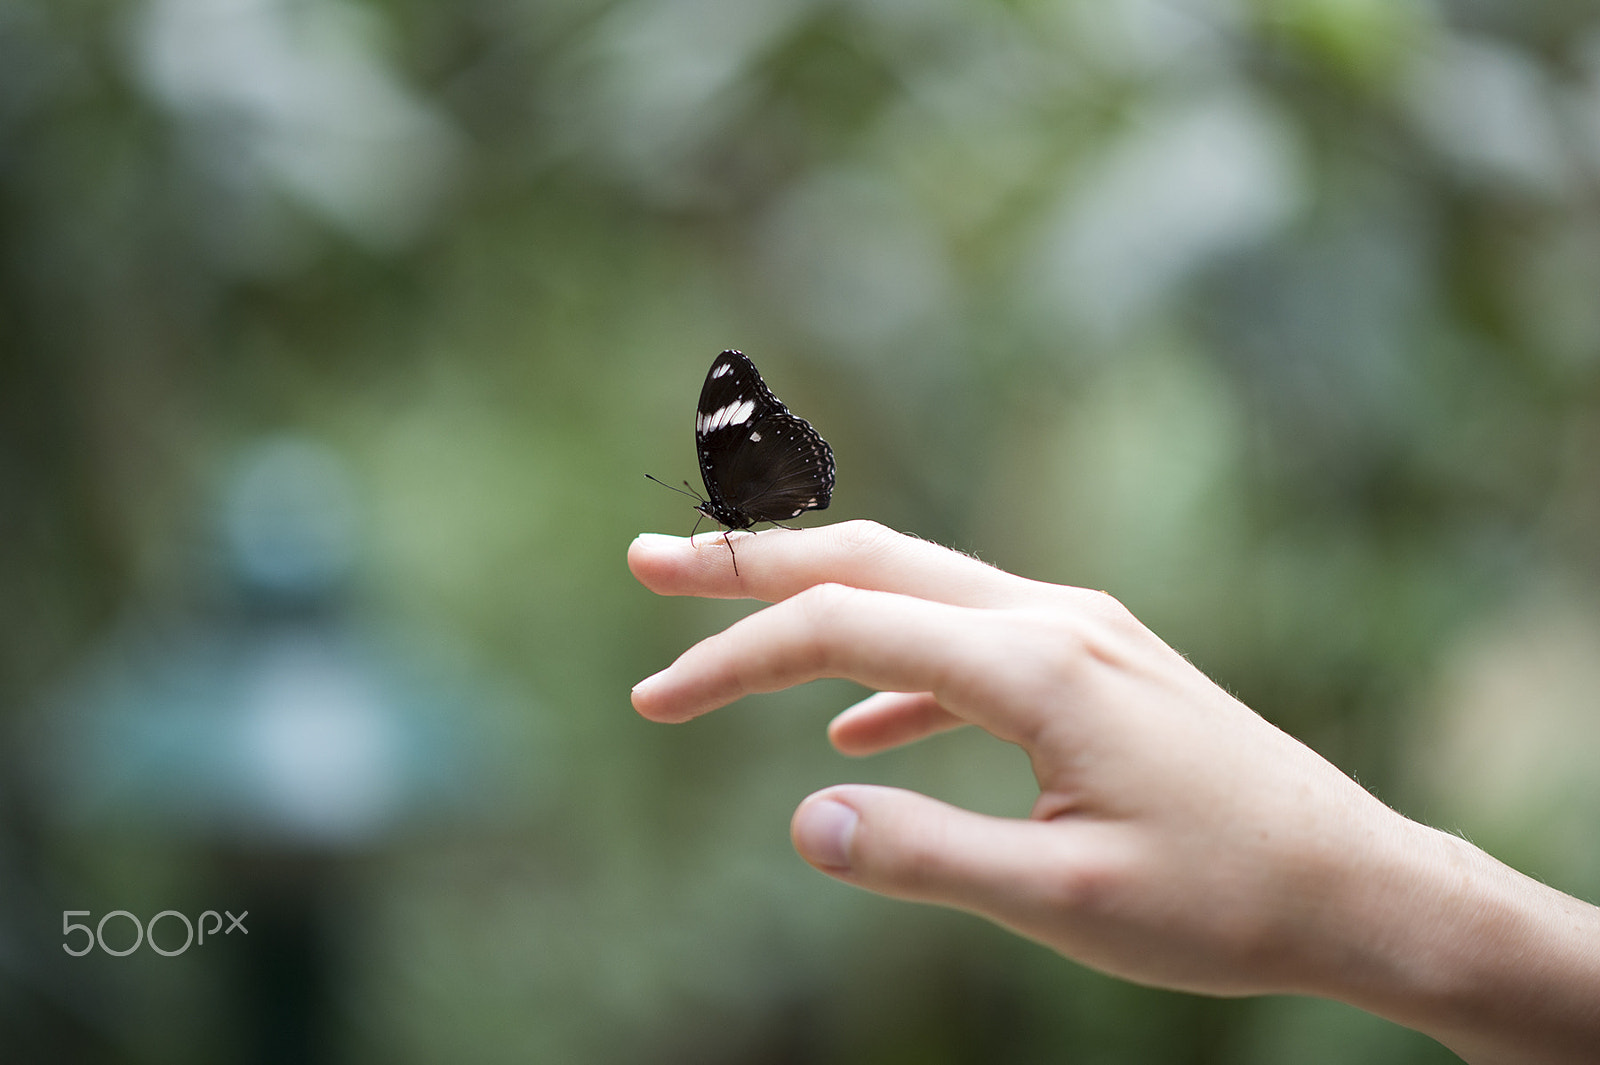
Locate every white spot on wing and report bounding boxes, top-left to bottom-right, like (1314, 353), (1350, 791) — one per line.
(705, 399), (756, 431)
(712, 362), (732, 378)
(749, 431), (762, 442)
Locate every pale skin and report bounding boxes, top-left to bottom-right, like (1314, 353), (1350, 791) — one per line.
(629, 521), (1600, 1064)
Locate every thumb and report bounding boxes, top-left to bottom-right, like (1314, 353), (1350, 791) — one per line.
(790, 784), (1075, 917)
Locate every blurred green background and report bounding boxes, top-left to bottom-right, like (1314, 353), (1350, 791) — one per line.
(3, 0), (1599, 1061)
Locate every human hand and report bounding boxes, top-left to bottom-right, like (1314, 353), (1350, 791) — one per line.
(629, 520), (1406, 995)
(629, 521), (1600, 1064)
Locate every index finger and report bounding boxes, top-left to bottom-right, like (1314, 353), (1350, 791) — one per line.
(629, 582), (1041, 746)
(628, 520), (1048, 607)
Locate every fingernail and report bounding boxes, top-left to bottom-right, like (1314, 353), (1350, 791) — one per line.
(793, 799), (858, 870)
(632, 666), (665, 689)
(632, 532), (684, 549)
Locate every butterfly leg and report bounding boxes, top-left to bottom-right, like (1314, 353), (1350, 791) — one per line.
(722, 529), (739, 577)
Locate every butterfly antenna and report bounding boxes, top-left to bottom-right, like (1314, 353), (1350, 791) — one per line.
(645, 473), (705, 502)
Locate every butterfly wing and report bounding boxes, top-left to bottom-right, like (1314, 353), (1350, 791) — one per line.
(696, 350), (835, 529)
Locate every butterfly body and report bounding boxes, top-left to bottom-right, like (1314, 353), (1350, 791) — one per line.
(658, 350), (834, 571)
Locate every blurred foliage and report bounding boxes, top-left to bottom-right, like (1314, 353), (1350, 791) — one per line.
(4, 0), (1600, 1062)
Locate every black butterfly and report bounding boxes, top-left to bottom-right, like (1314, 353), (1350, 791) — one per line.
(649, 350), (835, 574)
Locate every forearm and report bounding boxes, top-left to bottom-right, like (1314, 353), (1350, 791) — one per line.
(1321, 818), (1600, 1064)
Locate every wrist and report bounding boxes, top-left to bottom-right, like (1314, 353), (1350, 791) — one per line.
(1315, 816), (1600, 1065)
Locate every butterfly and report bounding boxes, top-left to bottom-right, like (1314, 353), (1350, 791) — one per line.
(648, 350), (835, 574)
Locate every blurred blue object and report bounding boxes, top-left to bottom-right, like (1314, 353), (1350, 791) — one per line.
(30, 435), (505, 848)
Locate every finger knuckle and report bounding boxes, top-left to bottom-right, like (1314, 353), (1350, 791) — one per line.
(1028, 588), (1148, 672)
(1030, 839), (1134, 915)
(1015, 611), (1093, 669)
(796, 580), (855, 615)
(1054, 586), (1135, 628)
(1045, 861), (1125, 918)
(831, 519), (899, 558)
(994, 612), (1112, 721)
(791, 582), (857, 669)
(873, 821), (953, 895)
(1084, 588), (1139, 631)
